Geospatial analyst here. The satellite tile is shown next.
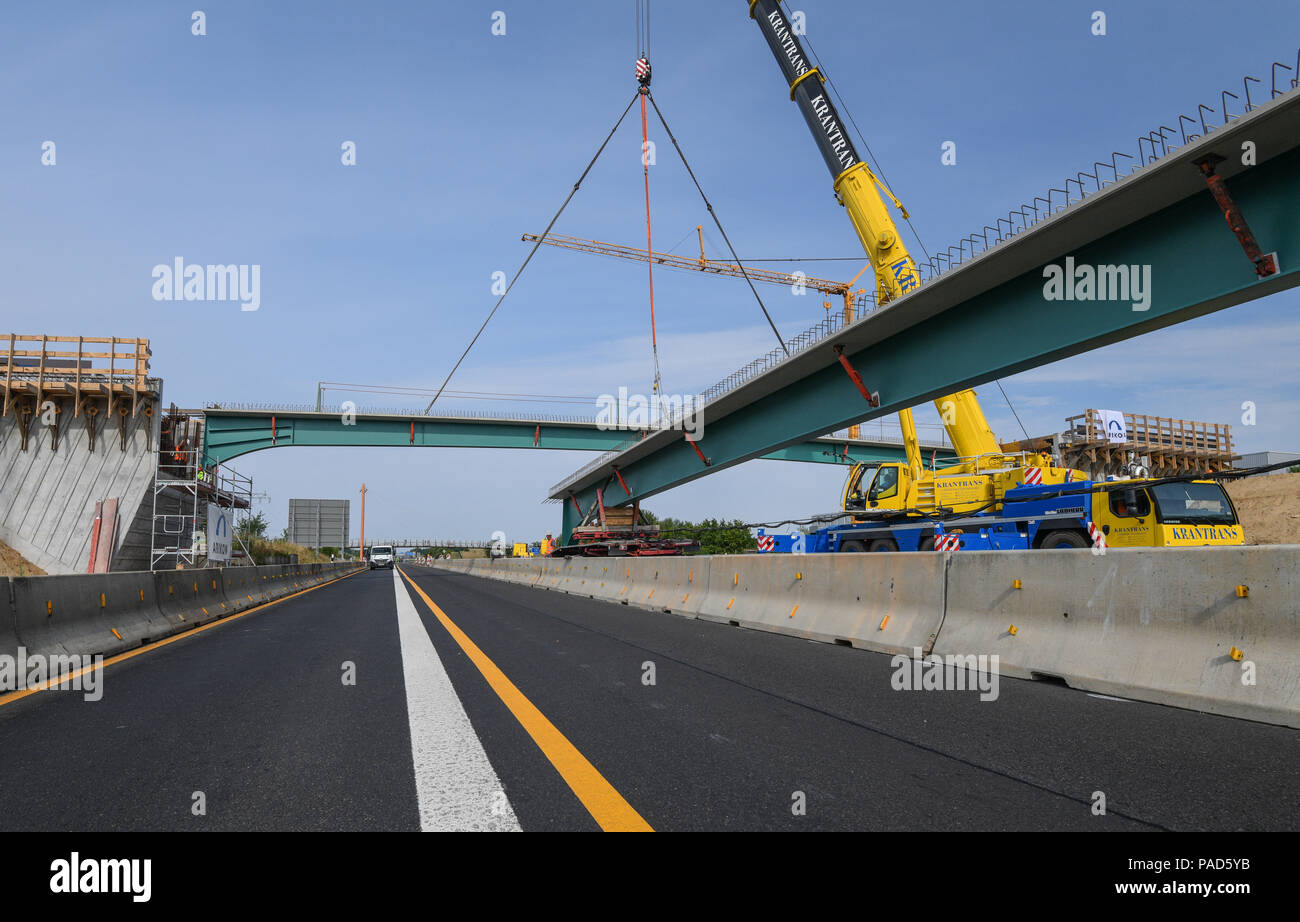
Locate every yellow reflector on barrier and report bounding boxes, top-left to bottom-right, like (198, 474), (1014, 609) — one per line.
(1230, 646), (1244, 661)
(879, 615), (890, 630)
(1008, 625), (1018, 636)
(1236, 585), (1249, 598)
(1012, 579), (1022, 590)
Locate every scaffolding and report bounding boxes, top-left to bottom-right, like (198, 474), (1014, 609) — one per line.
(151, 408), (252, 569)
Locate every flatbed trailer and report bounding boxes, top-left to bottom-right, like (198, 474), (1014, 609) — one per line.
(549, 528), (698, 557)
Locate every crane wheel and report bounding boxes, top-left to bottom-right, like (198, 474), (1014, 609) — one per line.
(868, 539), (899, 552)
(839, 540), (866, 553)
(1040, 530), (1090, 549)
(918, 536), (935, 552)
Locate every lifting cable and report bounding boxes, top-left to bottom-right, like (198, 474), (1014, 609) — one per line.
(424, 92), (641, 414)
(636, 6), (663, 399)
(801, 24), (1030, 434)
(647, 90), (788, 356)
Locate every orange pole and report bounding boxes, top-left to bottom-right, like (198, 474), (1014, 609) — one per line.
(359, 483), (367, 561)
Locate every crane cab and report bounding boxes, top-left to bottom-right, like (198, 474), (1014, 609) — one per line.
(843, 462), (912, 518)
(1091, 479), (1243, 547)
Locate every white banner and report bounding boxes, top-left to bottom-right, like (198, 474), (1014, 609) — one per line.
(1098, 409), (1128, 444)
(207, 504), (232, 562)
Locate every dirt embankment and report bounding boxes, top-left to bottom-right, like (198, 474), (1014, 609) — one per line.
(0, 540), (46, 578)
(1226, 473), (1300, 545)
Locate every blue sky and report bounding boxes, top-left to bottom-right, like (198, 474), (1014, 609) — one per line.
(4, 1), (1297, 543)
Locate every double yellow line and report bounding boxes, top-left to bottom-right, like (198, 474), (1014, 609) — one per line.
(398, 566), (652, 832)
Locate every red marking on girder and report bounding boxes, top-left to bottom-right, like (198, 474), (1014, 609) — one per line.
(1196, 158), (1278, 278)
(686, 434), (710, 466)
(833, 346), (879, 406)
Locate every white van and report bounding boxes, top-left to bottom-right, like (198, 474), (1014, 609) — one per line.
(369, 545), (395, 569)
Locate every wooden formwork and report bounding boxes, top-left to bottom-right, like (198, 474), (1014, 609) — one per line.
(1, 334), (158, 452)
(1004, 409), (1235, 479)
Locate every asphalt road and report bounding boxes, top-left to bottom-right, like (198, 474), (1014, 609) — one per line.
(1, 563), (1295, 831)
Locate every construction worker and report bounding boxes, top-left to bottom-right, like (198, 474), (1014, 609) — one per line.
(541, 533), (555, 556)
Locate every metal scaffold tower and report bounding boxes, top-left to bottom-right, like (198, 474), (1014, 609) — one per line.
(151, 407), (253, 569)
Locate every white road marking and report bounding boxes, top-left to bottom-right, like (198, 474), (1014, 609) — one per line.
(1086, 693), (1132, 702)
(392, 569), (520, 831)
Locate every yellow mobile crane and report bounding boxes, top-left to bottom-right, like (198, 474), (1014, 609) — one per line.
(746, 0), (1083, 524)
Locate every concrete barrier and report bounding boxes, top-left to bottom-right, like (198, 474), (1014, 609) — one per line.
(0, 562), (363, 661)
(155, 569), (234, 628)
(0, 578), (18, 659)
(691, 553), (947, 656)
(623, 557), (708, 615)
(259, 564), (316, 601)
(223, 568), (270, 610)
(935, 546), (1300, 727)
(431, 546), (1300, 728)
(11, 571), (172, 657)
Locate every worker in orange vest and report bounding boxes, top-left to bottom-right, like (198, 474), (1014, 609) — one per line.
(541, 534), (555, 556)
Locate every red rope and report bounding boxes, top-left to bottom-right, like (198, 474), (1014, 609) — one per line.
(640, 90), (661, 393)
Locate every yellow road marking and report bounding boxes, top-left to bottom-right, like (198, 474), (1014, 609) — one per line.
(0, 567), (366, 709)
(398, 566), (652, 833)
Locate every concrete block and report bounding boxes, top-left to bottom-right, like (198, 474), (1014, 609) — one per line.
(935, 547), (1300, 727)
(11, 571), (171, 657)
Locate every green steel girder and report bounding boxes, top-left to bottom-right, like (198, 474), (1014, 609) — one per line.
(203, 411), (633, 464)
(201, 409), (932, 468)
(558, 127), (1300, 539)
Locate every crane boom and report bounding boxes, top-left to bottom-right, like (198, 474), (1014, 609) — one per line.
(746, 0), (1001, 462)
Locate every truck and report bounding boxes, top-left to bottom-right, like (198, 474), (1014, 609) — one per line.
(744, 1), (1246, 552)
(760, 472), (1244, 554)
